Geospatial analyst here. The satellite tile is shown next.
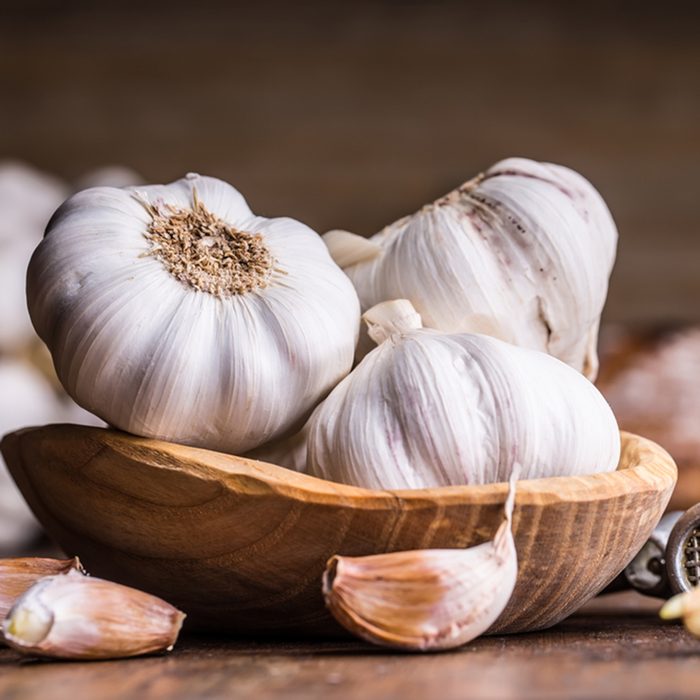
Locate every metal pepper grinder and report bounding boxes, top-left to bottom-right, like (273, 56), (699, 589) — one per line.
(604, 504), (700, 598)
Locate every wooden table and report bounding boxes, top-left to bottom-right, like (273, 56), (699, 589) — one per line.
(1, 593), (698, 700)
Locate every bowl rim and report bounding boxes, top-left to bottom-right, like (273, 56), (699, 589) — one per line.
(2, 425), (678, 510)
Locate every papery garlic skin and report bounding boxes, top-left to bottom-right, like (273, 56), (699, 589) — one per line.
(326, 158), (617, 379)
(27, 174), (360, 454)
(3, 571), (185, 660)
(307, 300), (620, 489)
(323, 469), (519, 651)
(0, 557), (82, 625)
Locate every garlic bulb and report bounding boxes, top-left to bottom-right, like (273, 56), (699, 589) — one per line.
(27, 174), (360, 453)
(661, 587), (700, 636)
(0, 162), (68, 351)
(324, 157), (617, 379)
(0, 360), (62, 553)
(307, 300), (620, 489)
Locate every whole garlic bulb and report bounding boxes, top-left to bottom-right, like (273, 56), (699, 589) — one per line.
(324, 157), (617, 379)
(27, 174), (360, 454)
(0, 162), (68, 352)
(307, 300), (620, 489)
(0, 360), (61, 553)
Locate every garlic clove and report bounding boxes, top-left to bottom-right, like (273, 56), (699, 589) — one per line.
(660, 588), (700, 636)
(322, 470), (519, 651)
(3, 571), (185, 659)
(0, 557), (82, 627)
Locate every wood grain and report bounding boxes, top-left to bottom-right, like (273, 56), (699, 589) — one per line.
(0, 425), (676, 636)
(0, 594), (698, 700)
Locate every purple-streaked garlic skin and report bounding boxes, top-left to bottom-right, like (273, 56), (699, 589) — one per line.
(325, 157), (617, 380)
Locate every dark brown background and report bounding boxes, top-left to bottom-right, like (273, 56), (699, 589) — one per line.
(1, 0), (699, 323)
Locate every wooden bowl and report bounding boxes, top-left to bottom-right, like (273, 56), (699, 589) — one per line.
(1, 425), (676, 637)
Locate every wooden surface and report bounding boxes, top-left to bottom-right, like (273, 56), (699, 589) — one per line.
(0, 593), (698, 700)
(0, 425), (676, 636)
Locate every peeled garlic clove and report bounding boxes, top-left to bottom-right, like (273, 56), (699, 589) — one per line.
(0, 557), (82, 625)
(27, 173), (360, 455)
(329, 157), (617, 378)
(3, 571), (185, 660)
(660, 588), (700, 636)
(323, 470), (519, 651)
(307, 299), (620, 489)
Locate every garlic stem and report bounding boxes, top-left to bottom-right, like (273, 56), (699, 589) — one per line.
(362, 299), (423, 345)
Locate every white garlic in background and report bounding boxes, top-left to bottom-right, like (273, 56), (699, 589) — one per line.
(324, 157), (617, 380)
(0, 360), (62, 553)
(28, 173), (360, 454)
(307, 300), (620, 490)
(0, 162), (69, 352)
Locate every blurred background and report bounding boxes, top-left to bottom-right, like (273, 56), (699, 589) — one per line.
(1, 0), (699, 551)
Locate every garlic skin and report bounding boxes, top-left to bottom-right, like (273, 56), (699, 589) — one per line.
(3, 570), (185, 660)
(325, 158), (617, 379)
(307, 300), (620, 489)
(323, 469), (519, 650)
(0, 557), (82, 625)
(27, 174), (360, 454)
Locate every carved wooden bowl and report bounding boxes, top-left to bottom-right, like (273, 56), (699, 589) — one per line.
(1, 425), (676, 637)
